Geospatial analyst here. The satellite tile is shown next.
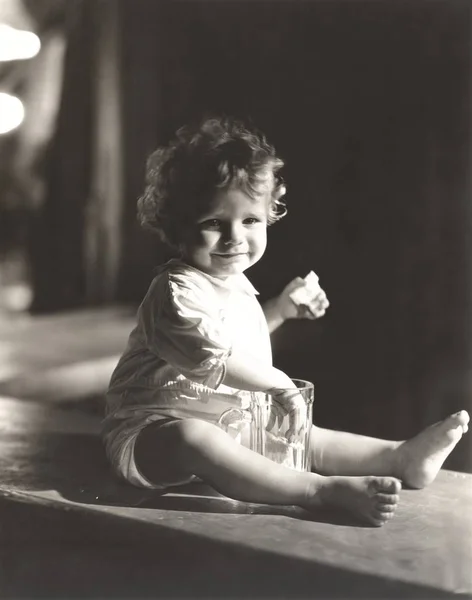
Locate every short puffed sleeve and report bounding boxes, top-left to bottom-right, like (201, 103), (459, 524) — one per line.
(139, 268), (232, 388)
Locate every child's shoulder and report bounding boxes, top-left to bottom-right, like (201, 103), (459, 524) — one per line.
(150, 259), (216, 298)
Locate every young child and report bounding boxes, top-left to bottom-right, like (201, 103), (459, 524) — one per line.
(103, 116), (469, 526)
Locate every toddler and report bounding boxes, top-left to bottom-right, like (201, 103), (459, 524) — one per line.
(103, 116), (469, 526)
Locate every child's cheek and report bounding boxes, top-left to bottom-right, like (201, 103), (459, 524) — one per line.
(190, 229), (210, 247)
(201, 231), (219, 248)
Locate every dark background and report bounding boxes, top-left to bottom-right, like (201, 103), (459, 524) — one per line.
(3, 0), (471, 470)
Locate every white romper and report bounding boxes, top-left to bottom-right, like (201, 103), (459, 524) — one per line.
(102, 259), (272, 489)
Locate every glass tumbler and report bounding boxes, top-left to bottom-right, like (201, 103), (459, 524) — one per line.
(217, 379), (314, 472)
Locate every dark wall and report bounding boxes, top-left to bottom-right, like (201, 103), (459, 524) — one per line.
(114, 0), (471, 470)
(28, 0), (470, 470)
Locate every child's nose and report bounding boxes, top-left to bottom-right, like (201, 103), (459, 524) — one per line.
(224, 223), (244, 245)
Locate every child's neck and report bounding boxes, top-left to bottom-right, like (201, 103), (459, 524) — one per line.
(175, 257), (240, 282)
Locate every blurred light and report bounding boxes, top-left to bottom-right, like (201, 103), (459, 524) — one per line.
(0, 283), (33, 312)
(0, 92), (24, 133)
(0, 23), (40, 61)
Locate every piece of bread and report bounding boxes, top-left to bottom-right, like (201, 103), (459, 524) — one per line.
(289, 271), (321, 306)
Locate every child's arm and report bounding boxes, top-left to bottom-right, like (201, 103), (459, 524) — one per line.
(223, 350), (305, 438)
(223, 350), (294, 391)
(262, 275), (329, 334)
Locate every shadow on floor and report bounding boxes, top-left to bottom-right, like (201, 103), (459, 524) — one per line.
(6, 423), (372, 527)
(0, 393), (368, 522)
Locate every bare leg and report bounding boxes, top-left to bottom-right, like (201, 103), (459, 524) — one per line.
(311, 427), (398, 476)
(135, 418), (400, 526)
(311, 411), (470, 488)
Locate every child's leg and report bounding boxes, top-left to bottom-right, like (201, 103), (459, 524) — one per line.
(311, 410), (469, 488)
(135, 418), (400, 526)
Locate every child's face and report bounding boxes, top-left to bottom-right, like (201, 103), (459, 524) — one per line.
(181, 186), (268, 279)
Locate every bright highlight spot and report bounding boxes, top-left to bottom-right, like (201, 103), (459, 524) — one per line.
(0, 93), (24, 133)
(0, 24), (41, 61)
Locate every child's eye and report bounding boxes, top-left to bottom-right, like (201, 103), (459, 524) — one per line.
(200, 219), (221, 229)
(244, 218), (260, 225)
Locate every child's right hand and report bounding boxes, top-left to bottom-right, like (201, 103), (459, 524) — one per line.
(266, 387), (307, 442)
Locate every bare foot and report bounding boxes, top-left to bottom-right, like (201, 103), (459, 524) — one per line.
(395, 410), (470, 489)
(306, 475), (401, 527)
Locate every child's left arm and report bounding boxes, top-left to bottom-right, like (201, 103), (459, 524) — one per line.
(262, 277), (329, 333)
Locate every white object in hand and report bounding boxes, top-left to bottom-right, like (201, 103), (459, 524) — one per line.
(289, 271), (322, 306)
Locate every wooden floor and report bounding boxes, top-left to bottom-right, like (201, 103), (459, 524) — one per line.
(0, 307), (471, 599)
(0, 306), (135, 400)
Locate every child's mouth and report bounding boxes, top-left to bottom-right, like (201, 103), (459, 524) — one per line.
(212, 253), (247, 264)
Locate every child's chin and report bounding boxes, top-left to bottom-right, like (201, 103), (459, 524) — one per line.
(211, 263), (249, 278)
(217, 265), (245, 277)
(212, 258), (251, 275)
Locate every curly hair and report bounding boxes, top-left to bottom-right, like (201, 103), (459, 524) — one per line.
(137, 116), (286, 248)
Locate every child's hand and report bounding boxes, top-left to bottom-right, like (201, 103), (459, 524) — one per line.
(266, 387), (307, 442)
(277, 277), (329, 320)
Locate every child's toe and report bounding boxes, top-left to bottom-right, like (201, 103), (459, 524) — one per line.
(372, 506), (395, 524)
(370, 477), (401, 495)
(376, 502), (396, 513)
(451, 410), (469, 428)
(375, 492), (399, 505)
(370, 515), (389, 527)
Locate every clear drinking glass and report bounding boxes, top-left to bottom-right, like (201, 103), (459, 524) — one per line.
(217, 379), (314, 472)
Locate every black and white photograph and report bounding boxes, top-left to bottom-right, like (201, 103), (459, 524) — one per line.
(0, 0), (471, 597)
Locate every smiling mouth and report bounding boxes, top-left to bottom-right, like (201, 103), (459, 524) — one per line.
(213, 253), (246, 258)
